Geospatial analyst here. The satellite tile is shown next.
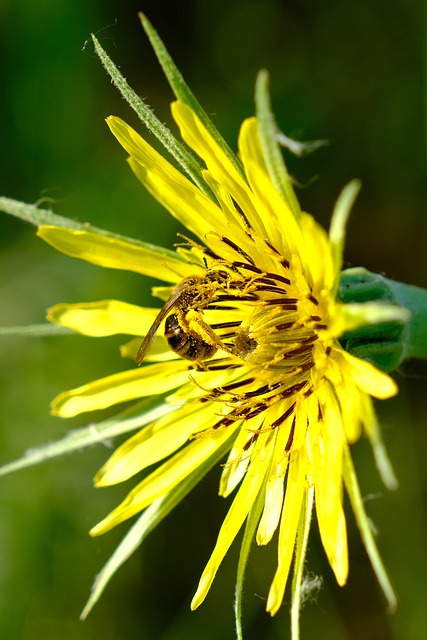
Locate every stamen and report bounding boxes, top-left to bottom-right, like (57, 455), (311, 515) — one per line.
(298, 361), (316, 374)
(264, 272), (291, 285)
(239, 380), (283, 400)
(283, 344), (314, 358)
(262, 238), (291, 269)
(271, 402), (296, 428)
(210, 321), (242, 330)
(232, 261), (263, 274)
(201, 361), (241, 371)
(280, 381), (308, 398)
(243, 432), (260, 451)
(284, 417), (296, 452)
(254, 285), (288, 294)
(275, 321), (296, 331)
(245, 402), (268, 420)
(213, 405), (253, 429)
(220, 236), (255, 265)
(308, 294), (319, 306)
(215, 294), (259, 302)
(220, 377), (256, 392)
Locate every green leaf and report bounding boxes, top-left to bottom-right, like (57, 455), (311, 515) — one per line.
(0, 398), (175, 476)
(81, 428), (236, 619)
(139, 13), (245, 182)
(255, 70), (301, 219)
(0, 196), (84, 229)
(0, 197), (184, 264)
(91, 35), (213, 199)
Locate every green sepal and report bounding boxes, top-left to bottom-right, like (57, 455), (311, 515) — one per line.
(81, 427), (236, 619)
(338, 267), (427, 372)
(254, 70), (301, 220)
(139, 13), (245, 182)
(342, 444), (397, 613)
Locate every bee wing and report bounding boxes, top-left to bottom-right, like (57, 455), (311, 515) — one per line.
(135, 282), (189, 365)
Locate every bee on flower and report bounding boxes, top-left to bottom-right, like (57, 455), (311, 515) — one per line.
(1, 14), (414, 640)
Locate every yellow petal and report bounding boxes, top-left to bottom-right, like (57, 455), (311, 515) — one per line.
(311, 399), (348, 586)
(339, 350), (398, 399)
(107, 116), (232, 240)
(266, 450), (306, 615)
(95, 403), (219, 486)
(191, 432), (273, 610)
(298, 211), (335, 292)
(47, 300), (158, 337)
(238, 117), (304, 257)
(256, 472), (284, 545)
(171, 102), (263, 235)
(120, 336), (177, 361)
(219, 415), (264, 498)
(91, 423), (238, 536)
(37, 226), (191, 282)
(51, 361), (191, 418)
(334, 374), (363, 443)
(331, 301), (410, 337)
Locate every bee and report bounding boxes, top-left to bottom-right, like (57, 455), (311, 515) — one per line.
(136, 273), (226, 365)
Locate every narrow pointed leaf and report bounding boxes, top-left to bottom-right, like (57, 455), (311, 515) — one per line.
(139, 13), (245, 181)
(0, 323), (74, 337)
(91, 35), (212, 198)
(255, 70), (301, 219)
(329, 180), (361, 290)
(0, 198), (182, 263)
(81, 428), (236, 618)
(0, 399), (174, 476)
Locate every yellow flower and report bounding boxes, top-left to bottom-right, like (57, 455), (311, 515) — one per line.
(39, 99), (400, 630)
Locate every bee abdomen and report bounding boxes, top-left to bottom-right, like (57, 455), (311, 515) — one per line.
(164, 313), (217, 361)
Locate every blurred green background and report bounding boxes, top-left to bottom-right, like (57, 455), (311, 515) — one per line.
(0, 1), (426, 639)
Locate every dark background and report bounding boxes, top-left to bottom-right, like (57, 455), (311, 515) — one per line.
(0, 1), (426, 639)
